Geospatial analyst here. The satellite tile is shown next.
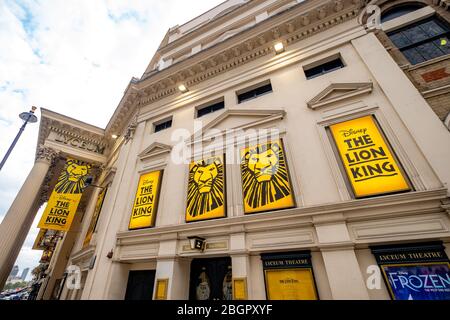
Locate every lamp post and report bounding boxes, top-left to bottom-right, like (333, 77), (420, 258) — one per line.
(0, 106), (38, 171)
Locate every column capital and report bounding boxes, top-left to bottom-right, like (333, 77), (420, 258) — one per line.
(35, 145), (59, 164)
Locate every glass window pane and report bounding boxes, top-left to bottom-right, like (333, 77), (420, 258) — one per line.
(389, 32), (412, 48)
(403, 26), (429, 44)
(416, 42), (445, 61)
(402, 48), (425, 65)
(420, 20), (446, 37)
(432, 37), (450, 55)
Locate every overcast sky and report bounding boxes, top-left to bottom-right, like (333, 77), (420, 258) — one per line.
(0, 0), (224, 282)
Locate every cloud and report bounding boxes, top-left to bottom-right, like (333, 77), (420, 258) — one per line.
(0, 0), (223, 280)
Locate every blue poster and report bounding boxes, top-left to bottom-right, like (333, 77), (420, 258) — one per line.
(382, 264), (450, 300)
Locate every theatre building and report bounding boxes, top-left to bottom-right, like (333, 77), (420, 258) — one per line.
(2, 0), (450, 300)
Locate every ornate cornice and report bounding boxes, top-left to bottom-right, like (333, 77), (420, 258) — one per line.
(37, 108), (109, 159)
(137, 0), (362, 106)
(105, 0), (364, 142)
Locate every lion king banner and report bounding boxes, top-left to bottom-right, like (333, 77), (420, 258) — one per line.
(82, 187), (107, 248)
(240, 139), (295, 214)
(38, 158), (91, 231)
(329, 115), (410, 198)
(186, 155), (226, 222)
(129, 170), (163, 229)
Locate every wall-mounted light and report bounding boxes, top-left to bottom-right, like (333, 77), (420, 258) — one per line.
(188, 236), (206, 251)
(111, 134), (118, 139)
(274, 42), (285, 54)
(178, 84), (189, 93)
(85, 176), (105, 189)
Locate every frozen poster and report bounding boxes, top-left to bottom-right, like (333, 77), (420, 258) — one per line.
(382, 264), (450, 300)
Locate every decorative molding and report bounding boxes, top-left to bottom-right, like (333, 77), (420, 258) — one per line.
(138, 142), (173, 161)
(307, 82), (373, 109)
(249, 230), (315, 249)
(123, 114), (139, 143)
(37, 109), (109, 162)
(114, 189), (448, 261)
(188, 109), (286, 143)
(105, 0), (362, 140)
(70, 246), (96, 265)
(349, 214), (450, 242)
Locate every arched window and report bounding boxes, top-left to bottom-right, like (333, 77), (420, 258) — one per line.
(381, 3), (426, 23)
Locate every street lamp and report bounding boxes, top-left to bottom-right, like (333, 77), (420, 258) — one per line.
(0, 106), (38, 171)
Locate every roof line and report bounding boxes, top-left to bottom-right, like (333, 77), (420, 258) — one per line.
(40, 107), (105, 133)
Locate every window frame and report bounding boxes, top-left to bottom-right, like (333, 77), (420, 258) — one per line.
(303, 54), (345, 80)
(387, 16), (450, 65)
(236, 80), (273, 104)
(195, 98), (225, 118)
(153, 116), (173, 133)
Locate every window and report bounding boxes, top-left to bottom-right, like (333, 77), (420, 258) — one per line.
(381, 4), (426, 23)
(387, 17), (450, 65)
(196, 99), (225, 118)
(304, 57), (345, 80)
(237, 81), (273, 103)
(154, 117), (172, 132)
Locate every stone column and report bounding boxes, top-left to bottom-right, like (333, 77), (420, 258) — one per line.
(313, 214), (369, 300)
(0, 145), (58, 288)
(230, 230), (252, 299)
(154, 239), (190, 300)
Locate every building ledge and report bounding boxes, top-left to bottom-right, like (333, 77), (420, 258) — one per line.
(116, 188), (448, 246)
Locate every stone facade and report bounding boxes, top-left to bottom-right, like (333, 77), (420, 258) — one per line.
(2, 0), (450, 300)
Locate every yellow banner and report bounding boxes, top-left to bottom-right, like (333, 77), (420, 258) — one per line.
(265, 269), (318, 300)
(330, 116), (410, 198)
(82, 187), (107, 248)
(38, 159), (91, 231)
(186, 155), (226, 222)
(129, 170), (162, 230)
(240, 139), (295, 214)
(40, 249), (54, 263)
(32, 229), (47, 250)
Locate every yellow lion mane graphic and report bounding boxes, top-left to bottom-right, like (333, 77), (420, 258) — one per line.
(186, 157), (224, 217)
(241, 142), (291, 209)
(54, 160), (91, 194)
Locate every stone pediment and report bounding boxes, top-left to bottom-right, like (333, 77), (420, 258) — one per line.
(307, 82), (373, 109)
(138, 142), (172, 160)
(189, 108), (286, 142)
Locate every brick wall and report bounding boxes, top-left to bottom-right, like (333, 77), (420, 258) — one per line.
(375, 0), (450, 122)
(426, 94), (450, 120)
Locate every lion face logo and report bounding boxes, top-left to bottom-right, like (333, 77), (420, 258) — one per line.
(247, 146), (280, 183)
(193, 162), (219, 194)
(54, 159), (91, 194)
(241, 141), (292, 210)
(186, 156), (225, 219)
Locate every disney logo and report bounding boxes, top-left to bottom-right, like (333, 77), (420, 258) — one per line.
(340, 128), (368, 137)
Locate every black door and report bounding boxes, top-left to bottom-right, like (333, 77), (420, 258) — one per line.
(189, 257), (232, 300)
(124, 270), (155, 300)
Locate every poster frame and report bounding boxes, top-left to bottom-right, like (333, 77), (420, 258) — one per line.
(128, 170), (164, 230)
(327, 114), (412, 199)
(379, 261), (450, 300)
(240, 138), (296, 215)
(185, 154), (227, 223)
